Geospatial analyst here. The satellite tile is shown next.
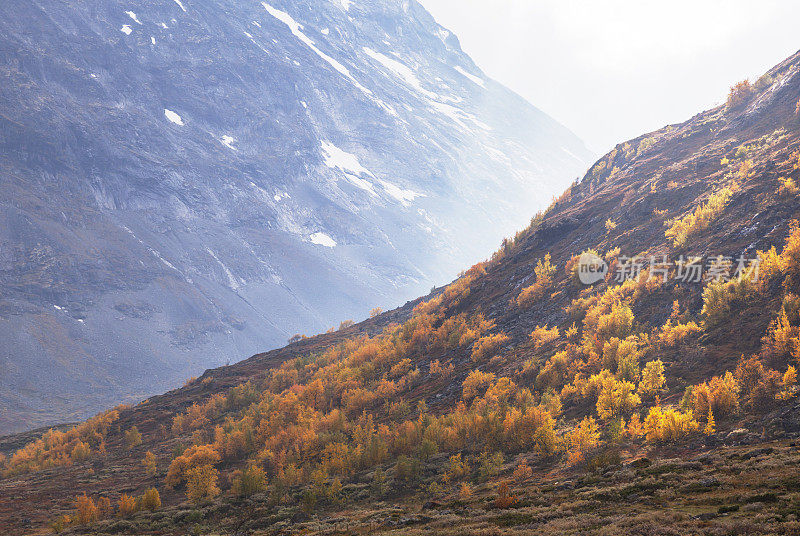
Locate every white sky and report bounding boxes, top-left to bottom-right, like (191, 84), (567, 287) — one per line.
(419, 0), (800, 154)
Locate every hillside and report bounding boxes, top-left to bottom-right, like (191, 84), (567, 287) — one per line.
(3, 50), (800, 535)
(0, 0), (591, 433)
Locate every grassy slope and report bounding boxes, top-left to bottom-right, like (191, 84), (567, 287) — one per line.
(3, 51), (800, 535)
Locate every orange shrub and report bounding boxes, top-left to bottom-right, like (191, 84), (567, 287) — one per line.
(118, 494), (137, 517)
(529, 325), (559, 350)
(462, 370), (496, 401)
(186, 464), (220, 504)
(471, 332), (510, 362)
(726, 79), (753, 110)
(515, 254), (556, 308)
(567, 416), (600, 466)
(75, 494), (99, 525)
(165, 444), (221, 488)
(140, 488), (161, 511)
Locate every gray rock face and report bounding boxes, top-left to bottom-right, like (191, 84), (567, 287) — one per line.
(0, 0), (591, 432)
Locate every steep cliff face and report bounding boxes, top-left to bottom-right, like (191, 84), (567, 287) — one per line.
(0, 0), (591, 431)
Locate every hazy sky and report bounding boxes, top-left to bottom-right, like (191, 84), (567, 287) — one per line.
(420, 0), (800, 154)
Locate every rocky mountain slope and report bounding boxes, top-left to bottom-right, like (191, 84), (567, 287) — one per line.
(3, 48), (800, 536)
(0, 0), (592, 432)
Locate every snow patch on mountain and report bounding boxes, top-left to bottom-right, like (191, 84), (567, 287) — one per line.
(125, 11), (142, 25)
(206, 248), (242, 291)
(309, 232), (336, 247)
(262, 2), (373, 98)
(121, 25), (132, 35)
(164, 109), (184, 125)
(320, 140), (372, 176)
(343, 173), (378, 196)
(455, 66), (485, 88)
(173, 0), (187, 12)
(362, 47), (437, 100)
(220, 135), (237, 150)
(379, 180), (422, 206)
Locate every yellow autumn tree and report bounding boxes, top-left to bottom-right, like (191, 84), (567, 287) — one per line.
(143, 451), (157, 477)
(704, 409), (716, 436)
(567, 416), (601, 465)
(140, 488), (161, 511)
(74, 494), (99, 525)
(118, 494), (137, 517)
(186, 464), (220, 504)
(638, 360), (666, 399)
(124, 426), (142, 449)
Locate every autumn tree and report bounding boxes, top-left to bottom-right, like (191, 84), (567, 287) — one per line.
(140, 488), (161, 511)
(186, 464), (221, 504)
(75, 494), (99, 525)
(471, 332), (510, 362)
(726, 79), (753, 110)
(513, 460), (533, 482)
(231, 464), (267, 497)
(595, 375), (640, 421)
(704, 409), (716, 436)
(462, 370), (496, 401)
(638, 359), (666, 399)
(124, 426), (142, 449)
(494, 481), (517, 509)
(516, 254), (557, 308)
(143, 451), (157, 477)
(71, 441), (91, 462)
(118, 493), (137, 517)
(567, 416), (601, 465)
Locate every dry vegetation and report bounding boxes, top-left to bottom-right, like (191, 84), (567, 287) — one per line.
(3, 51), (800, 536)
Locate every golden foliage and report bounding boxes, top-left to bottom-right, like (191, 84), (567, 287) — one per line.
(529, 325), (559, 350)
(165, 444), (221, 488)
(124, 426), (142, 449)
(494, 481), (517, 509)
(658, 320), (702, 347)
(513, 460), (532, 482)
(638, 360), (666, 399)
(186, 464), (220, 504)
(567, 416), (600, 466)
(644, 406), (698, 442)
(117, 493), (137, 517)
(701, 275), (755, 328)
(692, 371), (740, 419)
(429, 359), (454, 378)
(726, 79), (753, 110)
(462, 370), (496, 401)
(779, 176), (799, 196)
(471, 332), (510, 362)
(515, 254), (557, 308)
(3, 409), (118, 476)
(143, 451), (157, 477)
(704, 409), (716, 436)
(74, 494), (99, 525)
(595, 375), (640, 421)
(231, 464), (267, 497)
(140, 488), (161, 511)
(666, 185), (735, 247)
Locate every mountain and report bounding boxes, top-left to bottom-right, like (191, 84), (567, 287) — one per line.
(0, 0), (592, 433)
(3, 47), (800, 535)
